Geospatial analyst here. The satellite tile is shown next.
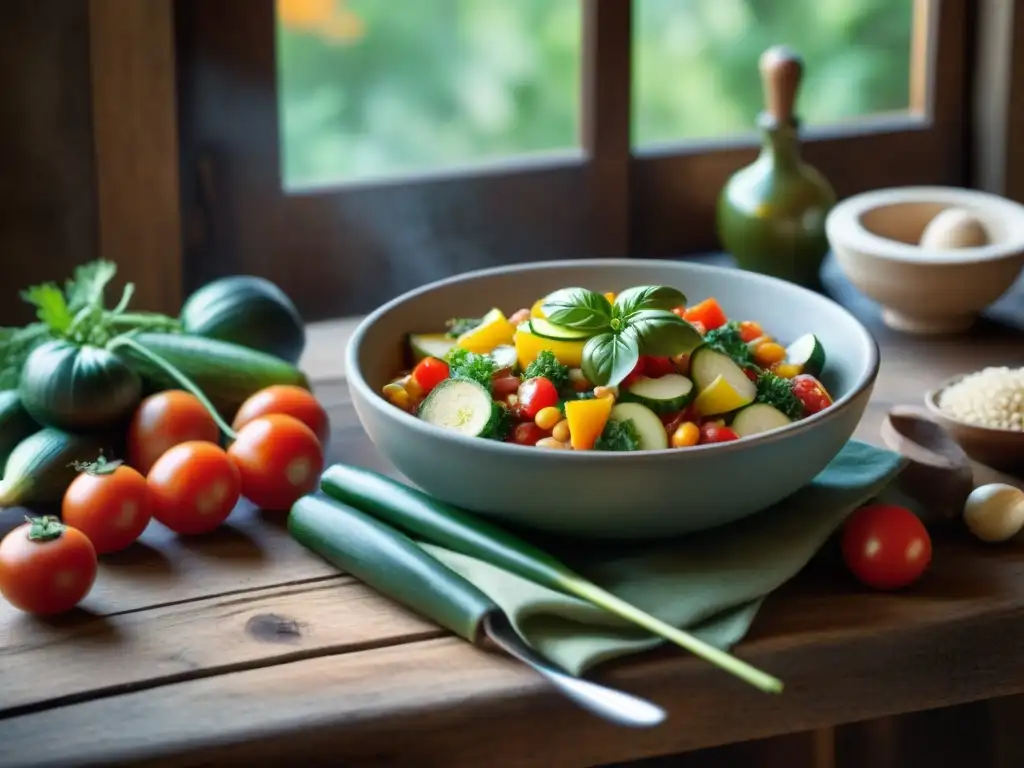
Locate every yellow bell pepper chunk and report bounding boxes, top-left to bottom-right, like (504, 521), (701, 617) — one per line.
(513, 325), (585, 368)
(530, 299), (547, 319)
(565, 396), (614, 450)
(457, 308), (515, 354)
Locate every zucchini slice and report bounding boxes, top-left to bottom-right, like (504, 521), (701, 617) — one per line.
(489, 344), (519, 372)
(607, 402), (668, 451)
(620, 374), (694, 414)
(529, 317), (593, 341)
(690, 346), (757, 400)
(731, 403), (793, 438)
(785, 333), (826, 377)
(418, 379), (495, 437)
(409, 333), (456, 363)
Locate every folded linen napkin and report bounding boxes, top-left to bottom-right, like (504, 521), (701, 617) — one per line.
(419, 439), (906, 675)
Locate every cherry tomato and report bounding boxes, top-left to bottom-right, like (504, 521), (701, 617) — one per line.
(738, 320), (763, 343)
(492, 375), (522, 399)
(410, 357), (450, 396)
(0, 516), (97, 615)
(791, 374), (833, 415)
(641, 356), (675, 378)
(508, 422), (546, 446)
(128, 390), (220, 476)
(842, 504), (932, 590)
(516, 377), (558, 421)
(62, 460), (152, 554)
(700, 423), (740, 444)
(227, 414), (324, 511)
(148, 441), (241, 535)
(683, 298), (728, 331)
(233, 384), (330, 445)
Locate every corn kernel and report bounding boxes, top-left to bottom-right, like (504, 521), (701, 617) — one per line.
(535, 406), (562, 431)
(753, 341), (786, 366)
(593, 385), (618, 401)
(536, 437), (568, 450)
(382, 382), (410, 410)
(671, 352), (691, 376)
(551, 419), (571, 443)
(403, 375), (423, 402)
(773, 362), (803, 379)
(568, 368), (591, 392)
(671, 421), (700, 448)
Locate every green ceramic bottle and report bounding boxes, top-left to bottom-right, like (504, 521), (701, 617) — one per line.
(716, 46), (836, 289)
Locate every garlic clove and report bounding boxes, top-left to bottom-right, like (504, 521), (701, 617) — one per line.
(963, 483), (1024, 543)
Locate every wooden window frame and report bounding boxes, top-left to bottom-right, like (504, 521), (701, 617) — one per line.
(172, 0), (970, 321)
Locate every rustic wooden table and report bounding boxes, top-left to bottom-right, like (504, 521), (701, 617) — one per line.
(1, 259), (1023, 768)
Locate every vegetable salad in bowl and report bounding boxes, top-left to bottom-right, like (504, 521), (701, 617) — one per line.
(381, 285), (834, 452)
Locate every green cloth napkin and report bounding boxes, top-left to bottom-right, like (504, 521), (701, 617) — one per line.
(419, 440), (906, 675)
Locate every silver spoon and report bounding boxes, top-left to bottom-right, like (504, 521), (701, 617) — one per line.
(483, 612), (667, 728)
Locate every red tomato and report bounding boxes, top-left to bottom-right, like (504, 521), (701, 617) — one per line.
(233, 384), (330, 445)
(641, 356), (675, 378)
(0, 516), (97, 615)
(410, 357), (450, 396)
(683, 298), (728, 331)
(148, 441), (241, 535)
(516, 377), (558, 420)
(791, 375), (833, 415)
(62, 461), (152, 554)
(842, 504), (932, 590)
(738, 321), (763, 342)
(128, 390), (220, 476)
(492, 375), (522, 399)
(620, 358), (648, 390)
(700, 423), (740, 444)
(227, 414), (324, 511)
(508, 422), (546, 446)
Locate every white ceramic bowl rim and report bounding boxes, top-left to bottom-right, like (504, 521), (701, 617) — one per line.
(825, 185), (1024, 265)
(346, 259), (881, 458)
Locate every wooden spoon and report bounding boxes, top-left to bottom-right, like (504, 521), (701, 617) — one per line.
(881, 406), (1024, 526)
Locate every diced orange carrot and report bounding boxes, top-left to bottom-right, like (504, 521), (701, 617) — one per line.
(683, 298), (728, 331)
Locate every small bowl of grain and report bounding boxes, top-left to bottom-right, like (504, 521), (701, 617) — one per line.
(925, 366), (1024, 472)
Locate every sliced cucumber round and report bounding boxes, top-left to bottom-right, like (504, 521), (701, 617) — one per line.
(690, 346), (757, 400)
(529, 317), (593, 341)
(408, 333), (456, 363)
(786, 333), (826, 377)
(730, 403), (793, 438)
(608, 403), (668, 450)
(417, 379), (494, 437)
(620, 374), (694, 414)
(489, 344), (519, 372)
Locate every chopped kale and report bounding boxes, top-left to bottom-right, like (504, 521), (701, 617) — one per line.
(445, 317), (483, 339)
(595, 418), (640, 451)
(445, 347), (497, 391)
(703, 321), (757, 370)
(755, 370), (804, 419)
(483, 401), (513, 441)
(522, 350), (570, 391)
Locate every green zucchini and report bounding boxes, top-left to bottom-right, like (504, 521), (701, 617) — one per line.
(417, 379), (494, 437)
(620, 374), (694, 414)
(318, 463), (782, 693)
(180, 275), (306, 364)
(19, 340), (142, 432)
(0, 391), (38, 468)
(785, 333), (826, 377)
(408, 333), (456, 363)
(607, 403), (668, 450)
(120, 332), (309, 415)
(730, 403), (793, 438)
(0, 428), (121, 508)
(289, 493), (494, 643)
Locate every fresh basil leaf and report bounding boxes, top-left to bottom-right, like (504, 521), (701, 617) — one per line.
(541, 288), (612, 332)
(581, 327), (640, 387)
(614, 285), (687, 317)
(629, 309), (704, 357)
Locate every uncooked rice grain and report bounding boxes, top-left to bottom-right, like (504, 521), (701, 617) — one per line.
(936, 366), (1024, 431)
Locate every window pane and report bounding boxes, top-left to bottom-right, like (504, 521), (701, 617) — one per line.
(276, 0), (581, 188)
(633, 0), (914, 146)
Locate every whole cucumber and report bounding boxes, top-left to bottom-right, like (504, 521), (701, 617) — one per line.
(0, 390), (38, 468)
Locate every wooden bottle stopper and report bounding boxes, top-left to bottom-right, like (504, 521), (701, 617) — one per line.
(759, 45), (803, 125)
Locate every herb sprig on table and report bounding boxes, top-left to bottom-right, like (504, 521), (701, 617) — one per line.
(541, 285), (703, 387)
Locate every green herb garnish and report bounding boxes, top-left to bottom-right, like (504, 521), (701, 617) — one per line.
(755, 370), (804, 419)
(595, 418), (640, 451)
(445, 347), (498, 391)
(483, 402), (513, 441)
(703, 321), (757, 371)
(541, 285), (702, 387)
(522, 349), (570, 391)
(444, 317), (483, 339)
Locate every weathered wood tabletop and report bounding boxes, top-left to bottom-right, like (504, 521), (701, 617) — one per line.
(1, 259), (1023, 768)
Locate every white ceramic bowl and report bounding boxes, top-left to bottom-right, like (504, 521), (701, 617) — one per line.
(346, 259), (879, 540)
(826, 186), (1024, 334)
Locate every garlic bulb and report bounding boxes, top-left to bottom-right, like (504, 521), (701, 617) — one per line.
(963, 484), (1024, 542)
(919, 208), (990, 250)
